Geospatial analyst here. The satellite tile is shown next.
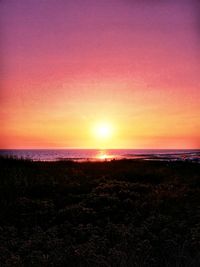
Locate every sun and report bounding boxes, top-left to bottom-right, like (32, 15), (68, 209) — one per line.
(93, 123), (112, 139)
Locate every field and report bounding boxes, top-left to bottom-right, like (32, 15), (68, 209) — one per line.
(0, 157), (200, 266)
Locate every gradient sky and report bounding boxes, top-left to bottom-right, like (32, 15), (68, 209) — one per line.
(1, 0), (200, 149)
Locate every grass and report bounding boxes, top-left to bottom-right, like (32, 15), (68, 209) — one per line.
(0, 156), (200, 266)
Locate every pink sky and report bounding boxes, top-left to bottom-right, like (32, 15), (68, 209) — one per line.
(1, 0), (200, 148)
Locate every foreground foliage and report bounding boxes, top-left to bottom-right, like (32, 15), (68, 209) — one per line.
(0, 157), (200, 266)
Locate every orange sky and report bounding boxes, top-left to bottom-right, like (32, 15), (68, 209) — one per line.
(0, 0), (200, 149)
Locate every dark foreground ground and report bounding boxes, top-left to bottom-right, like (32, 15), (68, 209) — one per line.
(0, 157), (200, 267)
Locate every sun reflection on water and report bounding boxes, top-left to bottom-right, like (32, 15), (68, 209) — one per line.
(96, 150), (114, 160)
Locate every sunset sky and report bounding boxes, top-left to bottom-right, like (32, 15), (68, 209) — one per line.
(1, 0), (200, 149)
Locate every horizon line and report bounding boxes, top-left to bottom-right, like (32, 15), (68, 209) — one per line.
(0, 148), (199, 150)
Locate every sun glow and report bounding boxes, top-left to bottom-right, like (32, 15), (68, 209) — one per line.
(94, 123), (112, 139)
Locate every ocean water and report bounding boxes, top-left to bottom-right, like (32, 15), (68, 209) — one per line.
(0, 149), (200, 162)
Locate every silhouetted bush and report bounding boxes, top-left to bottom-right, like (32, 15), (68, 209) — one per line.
(0, 157), (200, 266)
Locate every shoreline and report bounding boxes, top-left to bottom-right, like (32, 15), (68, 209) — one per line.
(1, 155), (200, 163)
(0, 148), (200, 163)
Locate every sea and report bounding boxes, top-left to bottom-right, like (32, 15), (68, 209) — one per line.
(0, 149), (200, 162)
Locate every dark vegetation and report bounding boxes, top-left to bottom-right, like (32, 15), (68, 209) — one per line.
(0, 156), (200, 266)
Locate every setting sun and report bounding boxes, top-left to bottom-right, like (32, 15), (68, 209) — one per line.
(93, 123), (113, 139)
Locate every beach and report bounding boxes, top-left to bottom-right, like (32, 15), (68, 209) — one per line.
(0, 157), (200, 266)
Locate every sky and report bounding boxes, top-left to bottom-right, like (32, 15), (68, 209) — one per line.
(0, 0), (200, 149)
